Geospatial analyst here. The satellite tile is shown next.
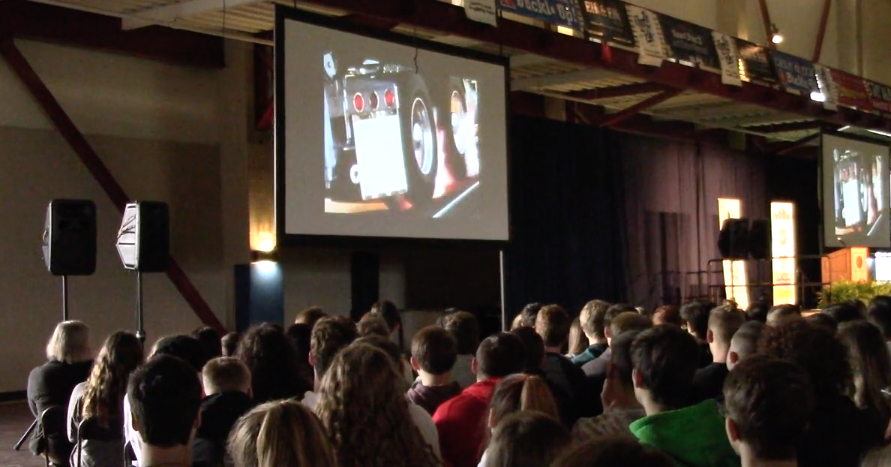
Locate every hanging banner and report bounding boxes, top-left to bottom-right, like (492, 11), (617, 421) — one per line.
(815, 64), (838, 111)
(770, 50), (819, 95)
(579, 0), (635, 47)
(736, 40), (777, 84)
(712, 31), (742, 86)
(830, 69), (873, 110)
(658, 15), (721, 70)
(865, 80), (891, 114)
(465, 0), (498, 26)
(771, 202), (797, 307)
(498, 0), (585, 31)
(626, 4), (667, 66)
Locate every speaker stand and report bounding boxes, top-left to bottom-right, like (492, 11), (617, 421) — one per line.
(499, 250), (507, 331)
(135, 270), (145, 344)
(61, 275), (69, 321)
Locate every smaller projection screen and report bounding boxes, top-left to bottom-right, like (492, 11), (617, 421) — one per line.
(823, 134), (891, 248)
(276, 9), (510, 242)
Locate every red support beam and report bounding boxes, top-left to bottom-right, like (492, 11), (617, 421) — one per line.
(813, 0), (833, 62)
(0, 39), (226, 334)
(776, 133), (821, 155)
(567, 82), (669, 101)
(758, 0), (775, 49)
(596, 89), (683, 127)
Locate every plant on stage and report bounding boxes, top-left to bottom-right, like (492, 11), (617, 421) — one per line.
(818, 280), (891, 308)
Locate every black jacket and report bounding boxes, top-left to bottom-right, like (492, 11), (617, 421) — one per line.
(689, 362), (729, 404)
(27, 359), (93, 456)
(541, 353), (595, 427)
(192, 391), (254, 467)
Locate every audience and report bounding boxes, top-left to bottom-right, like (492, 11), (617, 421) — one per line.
(679, 300), (715, 367)
(193, 357), (254, 467)
(535, 305), (592, 425)
(306, 316), (358, 410)
(553, 437), (673, 467)
(572, 300), (611, 366)
(838, 321), (891, 440)
(293, 306), (326, 327)
(28, 320), (94, 461)
(510, 326), (546, 373)
(408, 326), (461, 415)
(822, 299), (865, 324)
(722, 356), (815, 467)
(441, 311), (480, 388)
(191, 326), (222, 363)
(434, 332), (525, 467)
(867, 295), (891, 354)
(766, 304), (801, 327)
(629, 325), (739, 467)
(316, 343), (441, 467)
(651, 305), (682, 327)
(221, 332), (240, 357)
(566, 317), (590, 359)
(513, 302), (544, 329)
(285, 323), (314, 385)
(67, 331), (143, 467)
(805, 312), (838, 333)
(744, 300), (769, 323)
(484, 412), (570, 467)
(581, 303), (637, 380)
(235, 324), (310, 404)
(369, 300), (405, 350)
(726, 321), (764, 371)
(690, 307), (745, 403)
(357, 313), (391, 338)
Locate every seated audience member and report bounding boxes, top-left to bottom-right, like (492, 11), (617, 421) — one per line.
(744, 300), (769, 323)
(583, 312), (652, 410)
(227, 400), (336, 467)
(571, 300), (611, 366)
(479, 373), (560, 466)
(285, 323), (315, 385)
(759, 320), (879, 467)
(192, 357), (254, 467)
(867, 295), (891, 355)
(651, 305), (682, 327)
(535, 305), (593, 425)
(573, 330), (646, 442)
(805, 313), (837, 333)
(128, 355), (203, 467)
(484, 412), (570, 467)
(629, 325), (740, 467)
(723, 356), (815, 467)
(293, 306), (326, 327)
(511, 326), (546, 373)
(357, 313), (391, 338)
(220, 332), (240, 358)
(29, 321), (94, 460)
(824, 300), (867, 324)
(838, 321), (891, 440)
(442, 311), (480, 388)
(369, 300), (405, 350)
(434, 332), (525, 467)
(191, 327), (222, 363)
(690, 307), (745, 403)
(680, 300), (716, 367)
(513, 302), (544, 330)
(726, 321), (765, 371)
(554, 437), (673, 467)
(566, 318), (590, 359)
(408, 326), (462, 415)
(581, 304), (638, 379)
(306, 316), (358, 410)
(317, 344), (441, 467)
(766, 305), (802, 327)
(235, 324), (311, 404)
(67, 332), (143, 467)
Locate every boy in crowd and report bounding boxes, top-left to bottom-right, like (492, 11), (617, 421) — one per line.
(535, 305), (592, 425)
(571, 300), (611, 366)
(434, 332), (525, 467)
(441, 311), (480, 388)
(723, 356), (815, 467)
(128, 356), (203, 467)
(305, 316), (357, 410)
(867, 296), (891, 355)
(680, 300), (716, 368)
(766, 305), (802, 327)
(407, 326), (462, 415)
(192, 357), (254, 466)
(629, 326), (740, 467)
(582, 304), (638, 379)
(726, 321), (765, 371)
(690, 307), (745, 403)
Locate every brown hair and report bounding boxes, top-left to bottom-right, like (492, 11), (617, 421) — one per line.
(310, 316), (358, 379)
(488, 374), (559, 426)
(81, 331), (143, 428)
(411, 326), (458, 375)
(652, 305), (682, 327)
(486, 411), (570, 467)
(442, 311), (480, 355)
(534, 305), (571, 348)
(294, 306), (326, 327)
(511, 327), (545, 373)
(228, 400), (337, 467)
(708, 308), (746, 345)
(202, 357), (251, 395)
(838, 321), (891, 429)
(552, 436), (673, 467)
(580, 300), (611, 338)
(567, 318), (590, 356)
(608, 312), (652, 338)
(357, 312), (391, 338)
(766, 304), (802, 327)
(221, 332), (241, 357)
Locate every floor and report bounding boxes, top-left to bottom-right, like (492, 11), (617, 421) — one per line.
(0, 402), (44, 467)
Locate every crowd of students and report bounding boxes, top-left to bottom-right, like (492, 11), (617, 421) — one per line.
(23, 296), (891, 467)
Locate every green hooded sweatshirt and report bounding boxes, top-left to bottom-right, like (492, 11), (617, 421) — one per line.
(629, 399), (740, 467)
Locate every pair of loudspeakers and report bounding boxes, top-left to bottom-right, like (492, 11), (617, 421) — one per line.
(42, 200), (169, 275)
(717, 218), (771, 261)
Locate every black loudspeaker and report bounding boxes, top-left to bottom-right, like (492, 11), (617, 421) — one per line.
(42, 200), (97, 276)
(748, 219), (771, 260)
(116, 202), (169, 273)
(718, 218), (750, 260)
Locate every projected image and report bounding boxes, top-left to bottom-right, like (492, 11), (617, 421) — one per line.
(322, 52), (481, 218)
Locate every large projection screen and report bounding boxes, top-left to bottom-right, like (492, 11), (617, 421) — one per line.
(823, 134), (891, 248)
(276, 9), (510, 242)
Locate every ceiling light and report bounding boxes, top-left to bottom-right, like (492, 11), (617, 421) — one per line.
(867, 129), (891, 138)
(810, 91), (826, 102)
(838, 125), (852, 132)
(771, 24), (783, 44)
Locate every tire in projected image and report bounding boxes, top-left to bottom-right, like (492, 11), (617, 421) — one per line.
(397, 74), (438, 209)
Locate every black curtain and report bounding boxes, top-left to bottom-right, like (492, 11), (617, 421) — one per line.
(504, 117), (626, 322)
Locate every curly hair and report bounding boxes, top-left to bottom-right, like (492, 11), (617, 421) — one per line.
(82, 331), (143, 428)
(316, 344), (441, 467)
(236, 324), (311, 403)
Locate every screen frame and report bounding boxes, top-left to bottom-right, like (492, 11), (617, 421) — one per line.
(274, 5), (512, 248)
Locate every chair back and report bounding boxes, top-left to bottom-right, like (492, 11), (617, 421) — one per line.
(39, 406), (69, 467)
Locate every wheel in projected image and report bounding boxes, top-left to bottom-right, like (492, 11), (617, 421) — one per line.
(398, 75), (438, 208)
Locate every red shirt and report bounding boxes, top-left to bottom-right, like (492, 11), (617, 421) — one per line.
(432, 378), (500, 467)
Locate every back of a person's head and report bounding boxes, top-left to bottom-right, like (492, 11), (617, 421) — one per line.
(604, 304), (637, 334)
(609, 330), (644, 389)
(486, 411), (570, 467)
(679, 300), (714, 340)
(442, 311), (480, 355)
(488, 373), (559, 427)
(128, 355), (202, 447)
(630, 325), (700, 408)
(745, 300), (770, 323)
(823, 301), (865, 324)
(236, 324), (308, 403)
(293, 306), (326, 327)
(766, 304), (802, 327)
(221, 332), (241, 357)
(729, 321), (765, 365)
(82, 331), (144, 426)
(150, 334), (206, 372)
(838, 321), (891, 425)
(709, 307), (746, 346)
(534, 305), (571, 348)
(353, 335), (403, 369)
(191, 326), (222, 362)
(369, 300), (401, 332)
(511, 326), (546, 373)
(567, 318), (590, 356)
(652, 305), (682, 327)
(411, 326), (458, 376)
(552, 437), (673, 467)
(758, 320), (851, 401)
(518, 302), (544, 328)
(580, 300), (612, 339)
(723, 356), (815, 460)
(477, 332), (526, 379)
(357, 312), (391, 338)
(609, 312), (652, 338)
(228, 399), (336, 467)
(868, 296), (891, 340)
(286, 323), (312, 361)
(806, 312), (838, 333)
(310, 316), (358, 378)
(46, 320), (92, 363)
(202, 357), (251, 395)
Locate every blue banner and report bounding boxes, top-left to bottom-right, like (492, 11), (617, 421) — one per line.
(498, 0), (585, 31)
(770, 50), (819, 94)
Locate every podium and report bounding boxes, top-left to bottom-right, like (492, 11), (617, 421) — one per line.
(822, 247), (870, 284)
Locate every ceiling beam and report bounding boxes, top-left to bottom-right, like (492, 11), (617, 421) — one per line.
(744, 120), (829, 133)
(567, 82), (669, 101)
(122, 0), (262, 30)
(813, 0), (832, 61)
(597, 89), (684, 127)
(511, 67), (622, 91)
(758, 0), (775, 48)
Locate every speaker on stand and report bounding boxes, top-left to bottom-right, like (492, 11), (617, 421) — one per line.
(42, 200), (97, 321)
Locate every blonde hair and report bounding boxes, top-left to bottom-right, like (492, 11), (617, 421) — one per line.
(228, 400), (336, 467)
(202, 357), (251, 395)
(46, 320), (91, 363)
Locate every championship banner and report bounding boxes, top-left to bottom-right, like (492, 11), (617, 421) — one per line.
(770, 50), (820, 95)
(865, 80), (891, 114)
(830, 69), (873, 110)
(626, 4), (667, 66)
(771, 202), (797, 307)
(579, 0), (635, 47)
(815, 64), (838, 111)
(712, 31), (742, 86)
(498, 0), (585, 31)
(718, 198), (749, 310)
(465, 0), (498, 26)
(658, 15), (721, 70)
(735, 39), (777, 84)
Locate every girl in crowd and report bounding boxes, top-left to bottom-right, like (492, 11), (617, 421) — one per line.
(67, 331), (143, 467)
(228, 400), (337, 467)
(838, 321), (891, 437)
(316, 343), (441, 467)
(566, 318), (589, 359)
(235, 323), (312, 404)
(484, 411), (570, 467)
(369, 300), (405, 350)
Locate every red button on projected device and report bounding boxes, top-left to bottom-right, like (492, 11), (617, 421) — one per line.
(385, 89), (396, 107)
(354, 93), (365, 112)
